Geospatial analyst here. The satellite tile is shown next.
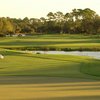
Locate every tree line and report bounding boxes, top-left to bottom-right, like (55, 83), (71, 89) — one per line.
(0, 8), (100, 36)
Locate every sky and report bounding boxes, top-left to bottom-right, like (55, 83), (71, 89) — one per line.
(0, 0), (100, 18)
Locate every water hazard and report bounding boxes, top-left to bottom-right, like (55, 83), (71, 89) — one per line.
(31, 51), (100, 59)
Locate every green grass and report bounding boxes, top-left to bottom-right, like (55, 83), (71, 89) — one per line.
(0, 34), (100, 77)
(80, 60), (100, 77)
(0, 48), (100, 100)
(0, 49), (100, 79)
(0, 76), (100, 100)
(0, 34), (100, 100)
(0, 34), (100, 51)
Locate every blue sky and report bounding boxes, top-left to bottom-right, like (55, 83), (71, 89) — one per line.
(0, 0), (100, 18)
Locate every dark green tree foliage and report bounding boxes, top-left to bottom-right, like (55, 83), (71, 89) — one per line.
(0, 17), (14, 36)
(0, 8), (100, 36)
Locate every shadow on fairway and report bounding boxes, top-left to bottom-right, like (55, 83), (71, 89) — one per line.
(18, 96), (100, 100)
(0, 76), (98, 85)
(0, 76), (100, 100)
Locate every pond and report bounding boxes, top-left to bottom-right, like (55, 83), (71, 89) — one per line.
(31, 51), (100, 59)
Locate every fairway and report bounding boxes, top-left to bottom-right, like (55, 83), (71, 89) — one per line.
(0, 34), (100, 51)
(0, 35), (100, 100)
(0, 49), (100, 100)
(0, 76), (100, 100)
(0, 49), (100, 78)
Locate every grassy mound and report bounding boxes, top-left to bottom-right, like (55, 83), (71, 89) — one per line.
(80, 60), (100, 77)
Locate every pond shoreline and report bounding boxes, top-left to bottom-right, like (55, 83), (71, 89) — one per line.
(23, 51), (100, 59)
(3, 46), (100, 52)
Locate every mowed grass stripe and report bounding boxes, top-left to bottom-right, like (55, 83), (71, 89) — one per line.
(0, 49), (100, 100)
(0, 85), (100, 100)
(0, 77), (100, 100)
(0, 35), (100, 50)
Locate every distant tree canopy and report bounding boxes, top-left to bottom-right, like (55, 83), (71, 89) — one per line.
(0, 8), (100, 36)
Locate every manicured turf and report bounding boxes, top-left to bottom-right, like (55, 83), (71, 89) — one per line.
(0, 49), (100, 100)
(0, 49), (100, 79)
(0, 34), (100, 50)
(0, 76), (100, 100)
(0, 34), (100, 100)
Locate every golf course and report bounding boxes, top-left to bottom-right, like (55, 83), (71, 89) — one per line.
(0, 34), (100, 100)
(0, 34), (100, 51)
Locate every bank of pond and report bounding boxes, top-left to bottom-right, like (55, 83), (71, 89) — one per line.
(23, 51), (100, 59)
